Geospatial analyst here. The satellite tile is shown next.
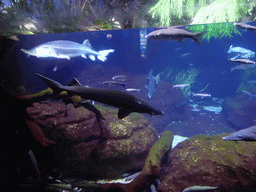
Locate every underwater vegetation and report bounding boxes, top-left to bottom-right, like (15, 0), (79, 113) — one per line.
(187, 22), (242, 41)
(149, 0), (255, 40)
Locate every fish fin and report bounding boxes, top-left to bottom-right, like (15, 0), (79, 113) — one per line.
(118, 108), (131, 119)
(97, 49), (115, 62)
(193, 31), (206, 46)
(145, 85), (148, 90)
(35, 73), (63, 94)
(89, 55), (96, 61)
(68, 78), (82, 86)
(82, 39), (95, 50)
(81, 54), (87, 59)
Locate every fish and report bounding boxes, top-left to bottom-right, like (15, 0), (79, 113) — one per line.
(145, 69), (156, 99)
(192, 93), (211, 98)
(154, 71), (165, 84)
(112, 75), (128, 81)
(227, 45), (255, 60)
(229, 58), (255, 65)
(242, 90), (256, 100)
(172, 84), (190, 89)
(230, 64), (256, 72)
(28, 149), (40, 178)
(222, 125), (256, 141)
(183, 185), (219, 192)
(145, 26), (205, 46)
(180, 53), (191, 57)
(21, 39), (114, 61)
(53, 66), (57, 72)
(36, 73), (163, 119)
(102, 81), (127, 88)
(234, 22), (256, 31)
(126, 88), (141, 92)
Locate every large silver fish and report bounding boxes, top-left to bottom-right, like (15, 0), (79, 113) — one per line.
(145, 26), (205, 46)
(21, 39), (114, 61)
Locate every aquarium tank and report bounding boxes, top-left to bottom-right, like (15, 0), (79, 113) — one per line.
(2, 0), (256, 191)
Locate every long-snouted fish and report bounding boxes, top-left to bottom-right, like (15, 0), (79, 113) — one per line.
(145, 26), (205, 46)
(21, 39), (114, 61)
(35, 73), (163, 119)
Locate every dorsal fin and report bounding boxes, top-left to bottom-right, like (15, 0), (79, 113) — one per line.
(82, 39), (95, 51)
(68, 78), (82, 86)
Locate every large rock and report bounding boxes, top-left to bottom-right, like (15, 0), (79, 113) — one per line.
(222, 90), (256, 130)
(26, 100), (158, 179)
(158, 134), (256, 192)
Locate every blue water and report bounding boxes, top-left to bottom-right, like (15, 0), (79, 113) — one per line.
(2, 21), (256, 136)
(13, 24), (254, 97)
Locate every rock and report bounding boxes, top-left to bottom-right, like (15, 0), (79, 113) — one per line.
(26, 100), (158, 179)
(222, 91), (256, 130)
(158, 134), (256, 192)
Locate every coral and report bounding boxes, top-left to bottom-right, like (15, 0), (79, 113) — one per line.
(174, 68), (199, 99)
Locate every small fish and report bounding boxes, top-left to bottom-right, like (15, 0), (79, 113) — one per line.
(172, 84), (189, 89)
(145, 69), (156, 99)
(227, 45), (255, 60)
(192, 93), (211, 98)
(126, 88), (141, 92)
(191, 108), (201, 112)
(234, 22), (256, 31)
(146, 26), (205, 46)
(183, 185), (219, 192)
(229, 58), (255, 65)
(102, 81), (127, 88)
(53, 66), (57, 72)
(248, 80), (256, 84)
(242, 90), (256, 100)
(106, 34), (112, 39)
(180, 53), (191, 57)
(112, 75), (128, 81)
(154, 71), (165, 84)
(230, 64), (256, 72)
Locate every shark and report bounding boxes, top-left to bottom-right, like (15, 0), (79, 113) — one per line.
(145, 69), (156, 99)
(222, 125), (256, 141)
(21, 39), (114, 61)
(36, 73), (163, 119)
(227, 45), (255, 60)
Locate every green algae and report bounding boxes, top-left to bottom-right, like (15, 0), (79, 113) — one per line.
(176, 134), (256, 171)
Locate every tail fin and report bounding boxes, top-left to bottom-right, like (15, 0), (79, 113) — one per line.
(193, 32), (206, 46)
(97, 49), (115, 62)
(35, 73), (63, 94)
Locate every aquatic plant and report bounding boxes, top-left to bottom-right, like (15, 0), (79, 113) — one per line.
(187, 22), (242, 41)
(174, 68), (199, 99)
(149, 0), (254, 27)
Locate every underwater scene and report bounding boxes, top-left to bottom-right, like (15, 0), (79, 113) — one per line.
(2, 2), (256, 191)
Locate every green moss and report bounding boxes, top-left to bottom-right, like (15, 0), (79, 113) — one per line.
(176, 134), (256, 170)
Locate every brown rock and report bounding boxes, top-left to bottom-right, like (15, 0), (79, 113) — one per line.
(158, 134), (256, 192)
(26, 100), (158, 179)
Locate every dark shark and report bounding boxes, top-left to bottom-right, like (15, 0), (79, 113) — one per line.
(36, 73), (163, 119)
